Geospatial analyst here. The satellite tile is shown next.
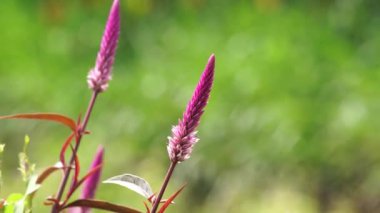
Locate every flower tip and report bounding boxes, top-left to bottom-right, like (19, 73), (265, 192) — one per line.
(205, 54), (215, 74)
(112, 0), (120, 12)
(96, 144), (105, 159)
(209, 53), (215, 64)
(109, 0), (120, 26)
(97, 144), (105, 151)
(92, 145), (105, 168)
(209, 53), (215, 60)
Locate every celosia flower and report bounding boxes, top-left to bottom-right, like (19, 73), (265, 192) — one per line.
(69, 145), (104, 213)
(167, 54), (215, 162)
(81, 145), (104, 199)
(87, 0), (120, 92)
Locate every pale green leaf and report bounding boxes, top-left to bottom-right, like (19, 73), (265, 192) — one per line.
(103, 174), (153, 198)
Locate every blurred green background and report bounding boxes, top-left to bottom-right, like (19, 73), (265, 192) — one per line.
(1, 0), (380, 212)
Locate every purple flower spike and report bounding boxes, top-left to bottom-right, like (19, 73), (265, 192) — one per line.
(73, 145), (104, 213)
(167, 54), (215, 162)
(68, 145), (104, 213)
(87, 0), (120, 92)
(82, 145), (104, 199)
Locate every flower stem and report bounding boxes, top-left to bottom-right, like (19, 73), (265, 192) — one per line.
(151, 161), (178, 213)
(51, 91), (99, 213)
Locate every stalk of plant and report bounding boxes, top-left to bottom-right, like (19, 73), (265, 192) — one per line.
(51, 1), (120, 212)
(151, 54), (215, 213)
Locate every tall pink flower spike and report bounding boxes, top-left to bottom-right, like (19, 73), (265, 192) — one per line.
(87, 0), (120, 92)
(167, 54), (215, 162)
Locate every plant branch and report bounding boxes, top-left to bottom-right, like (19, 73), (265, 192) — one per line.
(151, 160), (178, 213)
(51, 91), (99, 213)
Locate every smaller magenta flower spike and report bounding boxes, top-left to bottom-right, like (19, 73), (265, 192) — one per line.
(68, 145), (104, 213)
(167, 54), (215, 163)
(87, 0), (120, 92)
(82, 145), (104, 200)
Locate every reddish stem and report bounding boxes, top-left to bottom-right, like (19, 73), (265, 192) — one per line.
(151, 161), (178, 213)
(51, 91), (99, 213)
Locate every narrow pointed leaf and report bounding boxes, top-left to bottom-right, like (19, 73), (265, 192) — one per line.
(63, 199), (141, 213)
(65, 164), (102, 202)
(63, 145), (82, 204)
(60, 133), (75, 166)
(36, 162), (64, 184)
(143, 202), (151, 213)
(0, 113), (77, 131)
(25, 162), (65, 199)
(23, 175), (41, 212)
(71, 144), (80, 187)
(4, 193), (24, 213)
(103, 174), (153, 198)
(158, 184), (186, 213)
(25, 175), (40, 196)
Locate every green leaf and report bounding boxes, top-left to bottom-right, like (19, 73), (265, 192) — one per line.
(36, 162), (64, 185)
(3, 176), (41, 213)
(18, 135), (35, 182)
(4, 193), (24, 213)
(23, 175), (40, 212)
(24, 162), (64, 200)
(103, 174), (153, 198)
(25, 175), (40, 196)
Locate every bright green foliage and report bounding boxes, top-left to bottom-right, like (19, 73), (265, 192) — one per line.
(18, 135), (35, 183)
(0, 136), (37, 213)
(2, 175), (40, 213)
(23, 175), (40, 212)
(4, 193), (24, 213)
